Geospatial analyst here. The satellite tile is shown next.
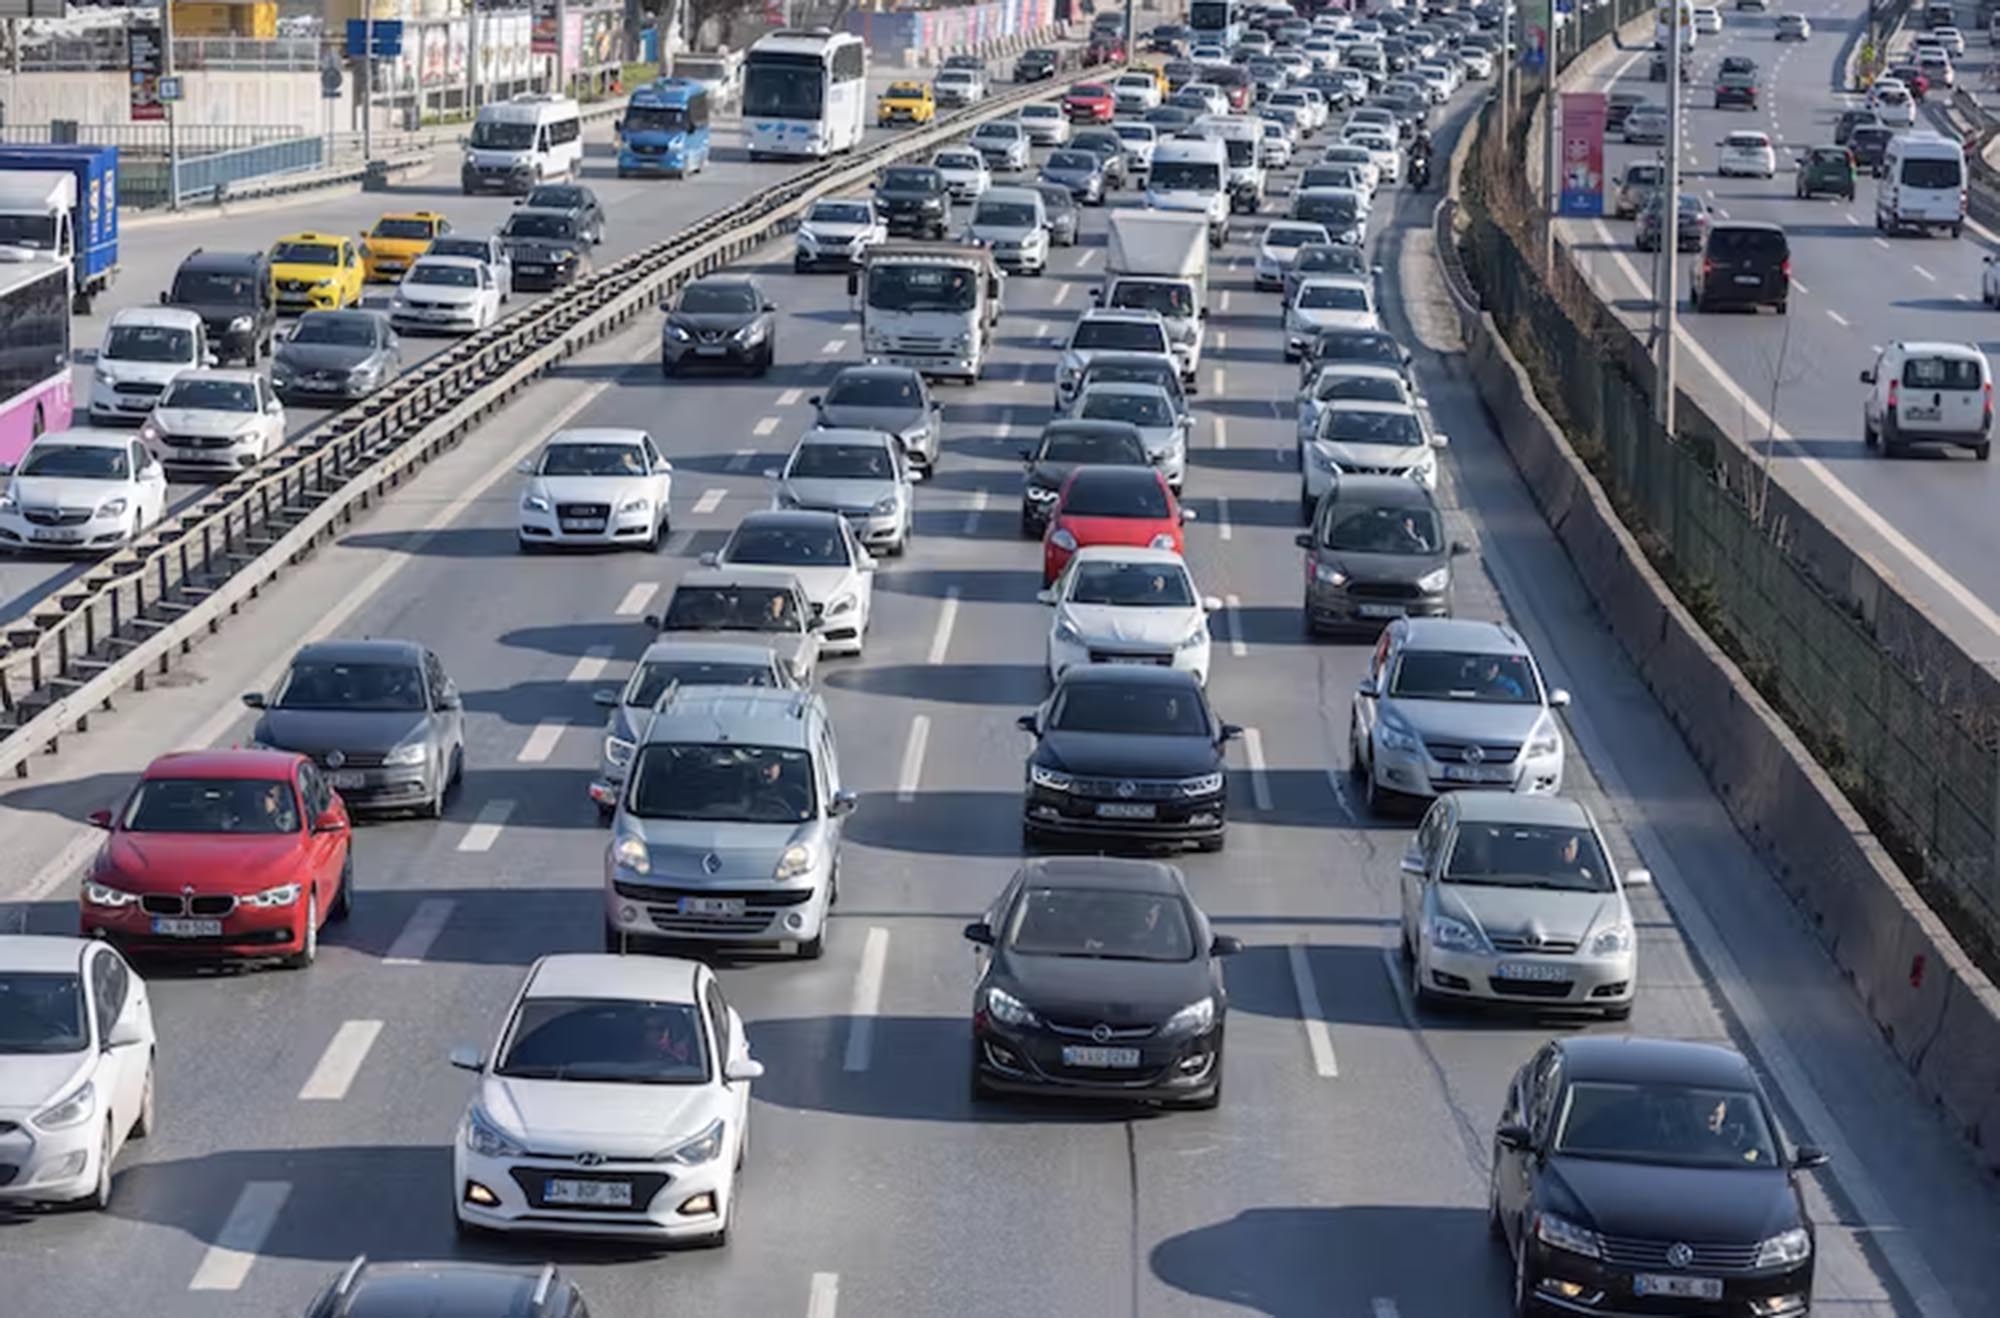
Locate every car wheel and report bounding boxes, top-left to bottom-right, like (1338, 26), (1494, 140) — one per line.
(798, 923), (826, 960)
(968, 1043), (995, 1103)
(76, 1123), (114, 1211)
(1864, 415), (1879, 448)
(131, 1055), (156, 1140)
(1193, 832), (1225, 853)
(329, 849), (354, 922)
(1979, 442), (1993, 462)
(424, 764), (447, 819)
(1020, 511), (1041, 539)
(1488, 1166), (1507, 1241)
(1883, 418), (1905, 457)
(283, 891), (318, 970)
(1410, 946), (1443, 1011)
(1363, 762), (1392, 816)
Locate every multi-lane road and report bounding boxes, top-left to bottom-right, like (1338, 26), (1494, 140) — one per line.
(4, 42), (2000, 1318)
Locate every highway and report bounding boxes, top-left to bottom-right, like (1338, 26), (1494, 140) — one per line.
(2, 61), (1999, 1318)
(1560, 0), (2000, 654)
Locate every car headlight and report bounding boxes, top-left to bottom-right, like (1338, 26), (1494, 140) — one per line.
(1050, 528), (1078, 551)
(1053, 614), (1082, 644)
(983, 985), (1041, 1027)
(1148, 532), (1177, 550)
(1589, 922), (1634, 956)
(797, 230), (820, 250)
(613, 832), (650, 873)
(1755, 1226), (1812, 1268)
(1159, 996), (1216, 1038)
(1526, 718), (1561, 758)
(1177, 623), (1207, 651)
(314, 277), (337, 288)
(32, 1080), (96, 1132)
(604, 735), (634, 768)
(521, 493), (551, 514)
(1026, 484), (1060, 503)
(82, 878), (137, 907)
(92, 497), (129, 520)
(775, 843), (816, 880)
(661, 1117), (727, 1166)
(1180, 771), (1223, 796)
(666, 323), (691, 341)
(228, 314), (253, 332)
(1376, 719), (1422, 754)
(1313, 563), (1348, 586)
(1029, 764), (1072, 792)
(1416, 566), (1450, 593)
(383, 741), (427, 767)
(240, 882), (302, 909)
(618, 496), (651, 514)
(826, 593), (856, 617)
(464, 1104), (525, 1159)
(1429, 913), (1489, 955)
(734, 320), (766, 344)
(1535, 1211), (1603, 1259)
(871, 495), (899, 516)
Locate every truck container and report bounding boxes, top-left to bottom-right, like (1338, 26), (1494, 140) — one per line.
(0, 145), (119, 312)
(1100, 209), (1209, 379)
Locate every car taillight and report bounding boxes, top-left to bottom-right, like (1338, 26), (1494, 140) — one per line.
(1887, 380), (1900, 413)
(1985, 381), (1993, 426)
(1781, 259), (1791, 279)
(1702, 259), (1715, 277)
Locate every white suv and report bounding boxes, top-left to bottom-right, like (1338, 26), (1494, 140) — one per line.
(1860, 341), (1993, 460)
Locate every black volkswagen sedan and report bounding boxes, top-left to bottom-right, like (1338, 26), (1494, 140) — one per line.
(1020, 419), (1151, 537)
(965, 856), (1240, 1107)
(1491, 1036), (1826, 1317)
(1018, 665), (1237, 850)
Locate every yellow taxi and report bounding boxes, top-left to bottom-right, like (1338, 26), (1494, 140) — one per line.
(877, 81), (935, 127)
(269, 232), (365, 313)
(1135, 59), (1171, 98)
(360, 211), (450, 282)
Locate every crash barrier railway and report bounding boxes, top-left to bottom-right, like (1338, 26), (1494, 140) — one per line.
(0, 55), (1118, 781)
(1449, 19), (2000, 1170)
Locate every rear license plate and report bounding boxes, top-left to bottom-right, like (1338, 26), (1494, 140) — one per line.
(1904, 405), (1941, 421)
(518, 264), (546, 275)
(560, 519), (604, 532)
(29, 528), (83, 543)
(1734, 274), (1762, 285)
(329, 770), (365, 789)
(1061, 1045), (1141, 1068)
(1441, 764), (1512, 783)
(1357, 603), (1406, 618)
(1633, 1275), (1723, 1300)
(1096, 802), (1157, 819)
(151, 917), (222, 937)
(1495, 961), (1569, 982)
(544, 1178), (633, 1208)
(678, 896), (746, 917)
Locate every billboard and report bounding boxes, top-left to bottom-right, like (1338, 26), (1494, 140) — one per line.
(532, 0), (560, 55)
(1558, 91), (1607, 217)
(129, 20), (164, 123)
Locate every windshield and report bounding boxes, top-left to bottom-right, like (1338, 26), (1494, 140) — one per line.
(679, 282), (760, 315)
(18, 445), (128, 480)
(274, 659), (427, 711)
(745, 60), (825, 118)
(625, 104), (690, 132)
(1322, 408), (1421, 446)
(1074, 320), (1167, 352)
(469, 119), (536, 148)
(827, 374), (920, 408)
(1444, 821), (1613, 891)
(408, 263), (479, 287)
(1724, 134), (1769, 150)
(629, 658), (778, 705)
(975, 201), (1039, 227)
(790, 442), (893, 480)
(104, 325), (194, 363)
(1109, 281), (1194, 318)
(272, 241), (339, 265)
(1080, 390), (1172, 427)
(1324, 503), (1442, 554)
(1151, 159), (1222, 190)
(726, 521), (851, 566)
(810, 202), (873, 225)
(288, 316), (375, 348)
(0, 214), (58, 248)
(122, 777), (300, 833)
(662, 585), (800, 632)
(1047, 152), (1100, 174)
(881, 167), (944, 195)
(1625, 164), (1664, 185)
(1039, 427), (1146, 464)
(1296, 195), (1360, 226)
(1300, 283), (1369, 310)
(371, 218), (434, 240)
(1051, 680), (1209, 735)
(1063, 471), (1170, 517)
(526, 190), (586, 217)
(1314, 374), (1403, 404)
(502, 213), (577, 241)
(1113, 125), (1154, 143)
(1266, 225), (1323, 251)
(1389, 649), (1539, 703)
(1006, 886), (1197, 960)
(1554, 1082), (1779, 1168)
(163, 379), (256, 411)
(867, 264), (980, 314)
(1069, 559), (1196, 606)
(1222, 138), (1255, 166)
(627, 742), (815, 823)
(172, 271), (255, 303)
(540, 442), (650, 476)
(935, 152), (981, 171)
(497, 998), (709, 1084)
(0, 973), (86, 1054)
(886, 82), (925, 98)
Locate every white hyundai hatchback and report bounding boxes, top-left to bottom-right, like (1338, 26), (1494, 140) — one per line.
(450, 953), (764, 1244)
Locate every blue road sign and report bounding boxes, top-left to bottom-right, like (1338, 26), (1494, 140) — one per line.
(344, 19), (404, 59)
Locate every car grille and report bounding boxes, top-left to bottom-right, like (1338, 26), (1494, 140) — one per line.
(1066, 775), (1188, 801)
(557, 503), (610, 519)
(698, 329), (726, 343)
(279, 278), (314, 293)
(508, 1167), (672, 1212)
(139, 893), (239, 917)
(888, 335), (950, 353)
(1085, 648), (1172, 665)
(316, 750), (385, 769)
(162, 433), (237, 450)
(613, 881), (815, 936)
(1331, 463), (1411, 477)
(1044, 1018), (1157, 1040)
(22, 508), (91, 527)
(1596, 1235), (1764, 1273)
(398, 295), (456, 311)
(1488, 934), (1580, 954)
(1485, 977), (1574, 998)
(1346, 580), (1424, 601)
(113, 380), (165, 396)
(1425, 739), (1521, 765)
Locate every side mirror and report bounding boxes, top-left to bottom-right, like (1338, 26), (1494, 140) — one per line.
(1431, 432), (1450, 448)
(642, 613), (663, 629)
(1020, 447), (1034, 462)
(157, 291), (169, 305)
(808, 394), (823, 407)
(1219, 722), (1244, 742)
(107, 1015), (147, 1049)
(1210, 933), (1244, 956)
(439, 691), (463, 711)
(241, 691), (267, 709)
(908, 466), (927, 483)
(313, 809), (347, 834)
(1793, 1145), (1830, 1171)
(1035, 586), (1057, 604)
(764, 467), (782, 480)
(1356, 676), (1379, 698)
(87, 808), (114, 830)
(698, 550), (720, 567)
(762, 301), (778, 313)
(1202, 595), (1221, 612)
(1495, 1122), (1533, 1152)
(1294, 531), (1314, 549)
(1015, 713), (1039, 734)
(515, 458), (536, 475)
(1181, 507), (1197, 522)
(1624, 867), (1653, 887)
(592, 689), (619, 707)
(447, 1044), (484, 1072)
(725, 1056), (766, 1082)
(830, 789), (859, 817)
(1449, 539), (1472, 556)
(1858, 368), (1875, 384)
(963, 920), (996, 945)
(1547, 688), (1572, 708)
(1400, 848), (1427, 875)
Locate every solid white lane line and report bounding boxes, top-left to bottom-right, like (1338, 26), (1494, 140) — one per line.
(808, 1273), (841, 1318)
(516, 722), (564, 764)
(1054, 281), (1073, 304)
(1213, 414), (1228, 449)
(928, 587), (961, 665)
(384, 899), (454, 965)
(1216, 494), (1234, 542)
(188, 1182), (291, 1291)
(1827, 309), (1850, 327)
(1913, 263), (1936, 282)
(842, 928), (890, 1072)
(823, 339), (847, 354)
(1243, 726), (1271, 810)
(754, 416), (781, 436)
(1224, 593), (1248, 658)
(777, 388), (804, 406)
(728, 448), (755, 471)
(961, 488), (989, 536)
(616, 582), (658, 616)
(567, 644), (614, 683)
(298, 1020), (384, 1101)
(457, 799), (515, 852)
(897, 715), (930, 803)
(693, 488), (726, 515)
(1287, 945), (1339, 1078)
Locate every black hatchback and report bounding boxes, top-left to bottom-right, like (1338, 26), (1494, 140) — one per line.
(165, 249), (275, 365)
(305, 1257), (590, 1317)
(1020, 419), (1151, 536)
(1691, 222), (1789, 314)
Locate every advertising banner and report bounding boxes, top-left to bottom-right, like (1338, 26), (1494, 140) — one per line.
(1558, 91), (1606, 217)
(129, 20), (164, 122)
(532, 0), (559, 54)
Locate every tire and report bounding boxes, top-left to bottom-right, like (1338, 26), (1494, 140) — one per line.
(1979, 442), (1993, 462)
(1410, 947), (1443, 1011)
(130, 1056), (156, 1140)
(603, 920), (625, 953)
(329, 849), (353, 923)
(1488, 1168), (1507, 1242)
(797, 923), (826, 960)
(1883, 418), (1905, 458)
(282, 891), (319, 970)
(77, 1124), (114, 1211)
(1864, 415), (1879, 448)
(1775, 299), (1787, 315)
(1020, 512), (1042, 539)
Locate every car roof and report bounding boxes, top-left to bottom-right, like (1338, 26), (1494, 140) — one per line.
(328, 1260), (560, 1318)
(274, 231), (344, 244)
(1057, 662), (1203, 691)
(636, 685), (819, 748)
(830, 363), (922, 383)
(1398, 616), (1529, 653)
(178, 249), (264, 272)
(689, 273), (759, 291)
(1557, 1036), (1757, 1089)
(110, 305), (204, 329)
(409, 255), (486, 271)
(1069, 544), (1189, 568)
(1327, 398), (1415, 416)
(1331, 474), (1435, 508)
(142, 748), (304, 779)
(801, 426), (896, 447)
(292, 638), (427, 665)
(165, 368), (264, 387)
(1891, 340), (1988, 359)
(1707, 219), (1786, 234)
(636, 638), (782, 667)
(1300, 274), (1371, 292)
(1015, 855), (1186, 894)
(981, 186), (1044, 203)
(1070, 462), (1166, 487)
(674, 566), (806, 592)
(547, 427), (647, 446)
(1079, 379), (1170, 397)
(1449, 792), (1592, 828)
(527, 952), (701, 1004)
(376, 210), (445, 223)
(30, 427), (138, 450)
(734, 508), (848, 532)
(0, 934), (94, 974)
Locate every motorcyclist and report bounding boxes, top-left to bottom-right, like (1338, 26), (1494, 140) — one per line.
(1409, 129), (1434, 189)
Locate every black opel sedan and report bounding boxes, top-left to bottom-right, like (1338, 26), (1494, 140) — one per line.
(1019, 419), (1151, 537)
(1491, 1036), (1826, 1317)
(965, 856), (1240, 1107)
(1018, 665), (1238, 851)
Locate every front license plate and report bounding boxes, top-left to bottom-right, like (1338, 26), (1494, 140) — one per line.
(695, 344), (727, 355)
(1734, 274), (1762, 285)
(560, 519), (604, 532)
(544, 1177), (633, 1208)
(1096, 802), (1157, 819)
(1104, 655), (1162, 665)
(329, 770), (365, 789)
(151, 917), (222, 937)
(29, 528), (83, 543)
(518, 264), (546, 275)
(1441, 764), (1512, 783)
(1061, 1045), (1141, 1068)
(1633, 1275), (1723, 1300)
(678, 896), (746, 917)
(1357, 603), (1406, 618)
(1495, 961), (1570, 982)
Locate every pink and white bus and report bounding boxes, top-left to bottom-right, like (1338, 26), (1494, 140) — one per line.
(0, 261), (74, 465)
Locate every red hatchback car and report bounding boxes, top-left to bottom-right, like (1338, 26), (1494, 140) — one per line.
(1042, 465), (1192, 585)
(1064, 82), (1116, 122)
(80, 749), (352, 968)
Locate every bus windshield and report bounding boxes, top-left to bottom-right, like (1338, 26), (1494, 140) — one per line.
(626, 105), (691, 133)
(745, 58), (825, 119)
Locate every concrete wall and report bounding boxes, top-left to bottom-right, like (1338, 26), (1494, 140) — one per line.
(2, 70), (357, 138)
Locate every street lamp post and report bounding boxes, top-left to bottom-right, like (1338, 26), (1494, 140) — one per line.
(1657, 0), (1682, 432)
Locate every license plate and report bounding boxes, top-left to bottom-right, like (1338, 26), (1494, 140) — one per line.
(1734, 274), (1763, 285)
(1904, 405), (1940, 421)
(1495, 961), (1570, 981)
(29, 528), (83, 543)
(560, 519), (604, 532)
(678, 896), (746, 917)
(1441, 764), (1512, 783)
(1103, 655), (1162, 665)
(544, 1177), (633, 1208)
(1096, 802), (1157, 819)
(151, 917), (222, 937)
(329, 770), (365, 789)
(1634, 1275), (1723, 1300)
(695, 344), (727, 355)
(518, 264), (546, 275)
(1061, 1045), (1141, 1068)
(1357, 603), (1406, 618)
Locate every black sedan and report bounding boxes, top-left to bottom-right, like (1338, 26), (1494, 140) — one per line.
(1491, 1036), (1826, 1317)
(1015, 46), (1060, 81)
(497, 207), (590, 292)
(1019, 419), (1151, 537)
(660, 275), (776, 376)
(965, 856), (1240, 1107)
(1018, 665), (1237, 851)
(520, 181), (605, 245)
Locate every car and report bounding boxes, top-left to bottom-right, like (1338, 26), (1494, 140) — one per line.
(1285, 275), (1380, 359)
(1613, 159), (1665, 218)
(1259, 119), (1296, 168)
(1491, 1037), (1827, 1318)
(1714, 69), (1759, 110)
(1622, 104), (1668, 145)
(702, 510), (878, 655)
(934, 66), (985, 108)
(970, 120), (1032, 173)
(1776, 12), (1811, 38)
(1286, 242), (1375, 304)
(1317, 143), (1382, 193)
(1086, 31), (1127, 64)
(423, 232), (513, 300)
(271, 310), (401, 404)
(640, 569), (820, 687)
(1110, 120), (1160, 176)
(1295, 360), (1418, 447)
(449, 954), (765, 1241)
(811, 365), (941, 473)
(244, 639), (466, 817)
(1042, 463), (1191, 585)
(1350, 617), (1568, 814)
(1073, 380), (1190, 490)
(1069, 128), (1133, 189)
(1834, 107), (1880, 145)
(1290, 186), (1367, 246)
(305, 1258), (591, 1318)
(1871, 81), (1917, 125)
(1015, 46), (1061, 81)
(1019, 420), (1154, 537)
(269, 231), (365, 313)
(794, 197), (887, 273)
(660, 275), (776, 377)
(1256, 219), (1336, 290)
(1297, 474), (1463, 631)
(1041, 148), (1110, 205)
(359, 211), (448, 282)
(1887, 63), (1931, 99)
(88, 306), (209, 426)
(0, 936), (154, 1211)
(1034, 182), (1082, 246)
(1342, 127), (1403, 182)
(389, 255), (502, 335)
(498, 207), (591, 291)
(877, 79), (935, 125)
(1796, 145), (1857, 199)
(1300, 325), (1416, 388)
(1693, 4), (1721, 31)
(1066, 352), (1192, 425)
(79, 748), (351, 966)
(874, 165), (952, 238)
(1056, 310), (1175, 409)
(164, 248), (276, 364)
(600, 686), (852, 957)
(1039, 546), (1217, 684)
(0, 429), (168, 554)
(1847, 124), (1895, 172)
(1302, 397), (1446, 509)
(771, 426), (917, 556)
(1917, 50), (1954, 89)
(1691, 220), (1790, 314)
(1635, 191), (1709, 253)
(139, 369), (284, 473)
(1716, 130), (1777, 178)
(1604, 90), (1644, 135)
(932, 147), (992, 202)
(1861, 341), (1994, 458)
(967, 186), (1051, 272)
(1017, 668), (1237, 851)
(1932, 23), (1966, 55)
(1064, 81), (1118, 122)
(521, 182), (604, 244)
(1114, 70), (1165, 113)
(514, 427), (672, 552)
(1017, 101), (1073, 145)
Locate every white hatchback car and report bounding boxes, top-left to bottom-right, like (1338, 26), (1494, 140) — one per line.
(933, 147), (993, 201)
(1716, 130), (1778, 178)
(140, 369), (286, 473)
(450, 953), (764, 1244)
(390, 255), (503, 335)
(1017, 101), (1074, 145)
(1693, 4), (1723, 32)
(516, 427), (674, 551)
(1256, 220), (1336, 290)
(0, 429), (168, 554)
(1039, 545), (1218, 685)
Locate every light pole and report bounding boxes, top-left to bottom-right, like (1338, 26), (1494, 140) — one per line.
(1657, 0), (1681, 432)
(1541, 0), (1557, 269)
(162, 2), (180, 211)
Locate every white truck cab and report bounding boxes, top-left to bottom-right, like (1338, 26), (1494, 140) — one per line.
(1146, 137), (1232, 246)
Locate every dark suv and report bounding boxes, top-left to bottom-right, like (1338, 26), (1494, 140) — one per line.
(164, 249), (276, 365)
(874, 165), (951, 239)
(1691, 221), (1790, 314)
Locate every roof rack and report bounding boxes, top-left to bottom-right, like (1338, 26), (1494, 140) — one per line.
(330, 1255), (367, 1302)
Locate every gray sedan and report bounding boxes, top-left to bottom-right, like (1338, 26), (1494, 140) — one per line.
(1041, 149), (1110, 205)
(1034, 183), (1082, 246)
(1072, 380), (1189, 490)
(811, 365), (943, 473)
(270, 310), (401, 404)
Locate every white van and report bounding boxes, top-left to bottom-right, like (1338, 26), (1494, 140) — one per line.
(461, 93), (584, 195)
(88, 307), (210, 427)
(1194, 114), (1267, 213)
(1875, 132), (1966, 237)
(1860, 341), (1992, 459)
(1146, 137), (1232, 246)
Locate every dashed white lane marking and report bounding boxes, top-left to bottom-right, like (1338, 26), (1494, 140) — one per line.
(1076, 248), (1097, 268)
(1216, 494), (1234, 542)
(777, 388), (804, 406)
(842, 928), (891, 1072)
(823, 339), (847, 354)
(1034, 320), (1051, 339)
(961, 489), (989, 536)
(616, 582), (658, 616)
(1827, 309), (1850, 327)
(1054, 281), (1073, 304)
(1844, 212), (1860, 225)
(1913, 263), (1936, 281)
(897, 715), (931, 803)
(1788, 277), (1807, 294)
(1287, 945), (1340, 1078)
(728, 448), (755, 471)
(457, 799), (515, 852)
(1215, 329), (1229, 351)
(1243, 726), (1272, 810)
(1224, 593), (1248, 658)
(517, 722), (563, 764)
(384, 898), (454, 965)
(567, 644), (613, 683)
(753, 416), (781, 436)
(1872, 236), (1891, 249)
(1372, 1300), (1400, 1318)
(187, 1182), (291, 1291)
(693, 488), (727, 515)
(1211, 366), (1226, 395)
(928, 586), (961, 665)
(1955, 292), (1973, 302)
(298, 1020), (384, 1101)
(808, 1273), (841, 1318)
(1214, 414), (1229, 449)
(1220, 288), (1234, 312)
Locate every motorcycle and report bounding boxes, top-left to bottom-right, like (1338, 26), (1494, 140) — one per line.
(1410, 151), (1433, 190)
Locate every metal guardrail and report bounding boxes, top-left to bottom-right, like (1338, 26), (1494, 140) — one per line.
(0, 123), (307, 154)
(0, 37), (1090, 778)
